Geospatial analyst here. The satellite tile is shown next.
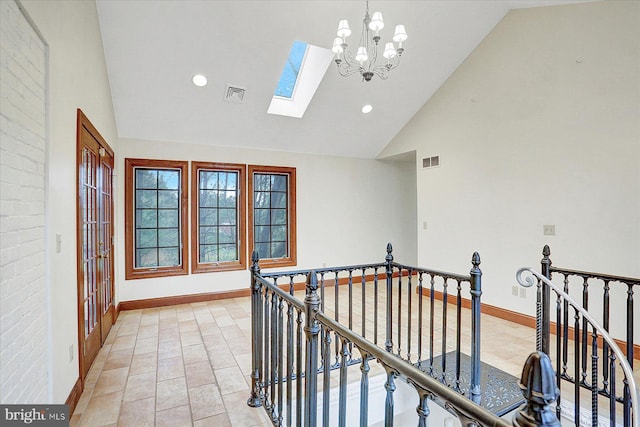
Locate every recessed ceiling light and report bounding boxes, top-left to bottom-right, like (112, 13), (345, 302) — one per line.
(361, 104), (373, 114)
(192, 74), (207, 87)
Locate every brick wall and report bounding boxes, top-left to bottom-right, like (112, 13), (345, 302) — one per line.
(0, 0), (48, 403)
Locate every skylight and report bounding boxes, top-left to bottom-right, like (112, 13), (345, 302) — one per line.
(274, 41), (307, 99)
(268, 41), (334, 119)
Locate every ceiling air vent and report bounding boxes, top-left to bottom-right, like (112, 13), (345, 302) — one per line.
(422, 156), (440, 169)
(224, 85), (246, 103)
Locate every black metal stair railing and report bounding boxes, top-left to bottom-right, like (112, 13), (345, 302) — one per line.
(518, 266), (639, 427)
(247, 244), (570, 427)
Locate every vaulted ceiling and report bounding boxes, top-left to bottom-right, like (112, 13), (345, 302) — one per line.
(96, 0), (591, 159)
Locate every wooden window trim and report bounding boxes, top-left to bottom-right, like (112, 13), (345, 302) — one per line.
(124, 158), (189, 280)
(248, 165), (297, 268)
(191, 162), (247, 274)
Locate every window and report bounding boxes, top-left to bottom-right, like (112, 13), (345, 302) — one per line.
(191, 162), (246, 273)
(248, 165), (296, 268)
(125, 159), (188, 279)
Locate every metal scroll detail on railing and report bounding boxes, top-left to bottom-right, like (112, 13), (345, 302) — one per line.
(517, 267), (639, 427)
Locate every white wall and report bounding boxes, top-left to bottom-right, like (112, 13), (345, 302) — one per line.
(379, 1), (639, 342)
(17, 0), (119, 403)
(116, 138), (416, 302)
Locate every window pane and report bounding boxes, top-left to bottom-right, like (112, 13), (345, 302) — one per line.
(136, 248), (157, 267)
(271, 242), (286, 258)
(254, 174), (270, 191)
(158, 228), (179, 247)
(254, 192), (270, 209)
(219, 172), (237, 190)
(219, 244), (237, 262)
(158, 247), (179, 266)
(200, 171), (218, 189)
(218, 208), (237, 226)
(255, 225), (270, 243)
(158, 190), (179, 208)
(136, 209), (157, 228)
(271, 192), (287, 209)
(200, 208), (218, 226)
(271, 225), (287, 242)
(271, 175), (287, 192)
(271, 209), (286, 225)
(136, 190), (157, 208)
(255, 208), (269, 225)
(158, 210), (179, 227)
(200, 190), (217, 207)
(255, 242), (270, 259)
(136, 229), (157, 248)
(219, 226), (236, 244)
(200, 245), (218, 263)
(219, 190), (236, 208)
(158, 170), (179, 189)
(136, 170), (157, 189)
(200, 227), (217, 244)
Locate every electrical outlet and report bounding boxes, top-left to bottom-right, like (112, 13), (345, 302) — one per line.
(520, 287), (527, 298)
(543, 225), (555, 236)
(512, 286), (518, 297)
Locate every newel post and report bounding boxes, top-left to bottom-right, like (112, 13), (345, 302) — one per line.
(469, 252), (482, 404)
(247, 251), (263, 407)
(304, 271), (321, 427)
(384, 243), (394, 353)
(539, 245), (552, 355)
(512, 351), (561, 427)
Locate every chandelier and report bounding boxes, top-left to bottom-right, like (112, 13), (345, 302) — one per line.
(331, 1), (407, 82)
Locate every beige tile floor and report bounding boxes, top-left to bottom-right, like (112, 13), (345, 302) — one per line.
(70, 291), (639, 427)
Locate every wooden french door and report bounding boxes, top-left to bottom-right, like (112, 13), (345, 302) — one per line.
(76, 110), (115, 381)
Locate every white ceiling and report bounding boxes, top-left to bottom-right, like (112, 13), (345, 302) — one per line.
(96, 0), (591, 159)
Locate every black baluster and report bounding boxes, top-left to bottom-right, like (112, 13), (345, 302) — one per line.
(555, 291), (562, 420)
(429, 274), (435, 376)
(304, 272), (320, 427)
(581, 277), (589, 386)
(441, 278), (448, 384)
(416, 390), (430, 427)
(248, 251), (263, 407)
(361, 270), (366, 338)
(271, 292), (278, 422)
(296, 310), (303, 427)
(540, 245), (552, 355)
(359, 352), (370, 427)
(385, 243), (394, 353)
(264, 288), (271, 411)
(384, 368), (396, 427)
(562, 274), (569, 378)
(407, 270), (413, 362)
(455, 279), (462, 393)
(590, 326), (598, 427)
(397, 266), (403, 357)
(609, 351), (616, 427)
(286, 303), (293, 427)
(374, 270), (379, 346)
(334, 270), (340, 366)
(469, 252), (482, 404)
(322, 328), (331, 427)
(602, 280), (610, 395)
(418, 272), (424, 366)
(338, 339), (348, 427)
(278, 297), (284, 426)
(624, 284), (634, 427)
(574, 308), (581, 425)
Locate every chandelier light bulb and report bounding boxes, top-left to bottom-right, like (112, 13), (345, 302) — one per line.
(369, 12), (384, 32)
(332, 38), (344, 54)
(393, 25), (408, 44)
(355, 47), (368, 63)
(383, 42), (397, 60)
(337, 19), (351, 38)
